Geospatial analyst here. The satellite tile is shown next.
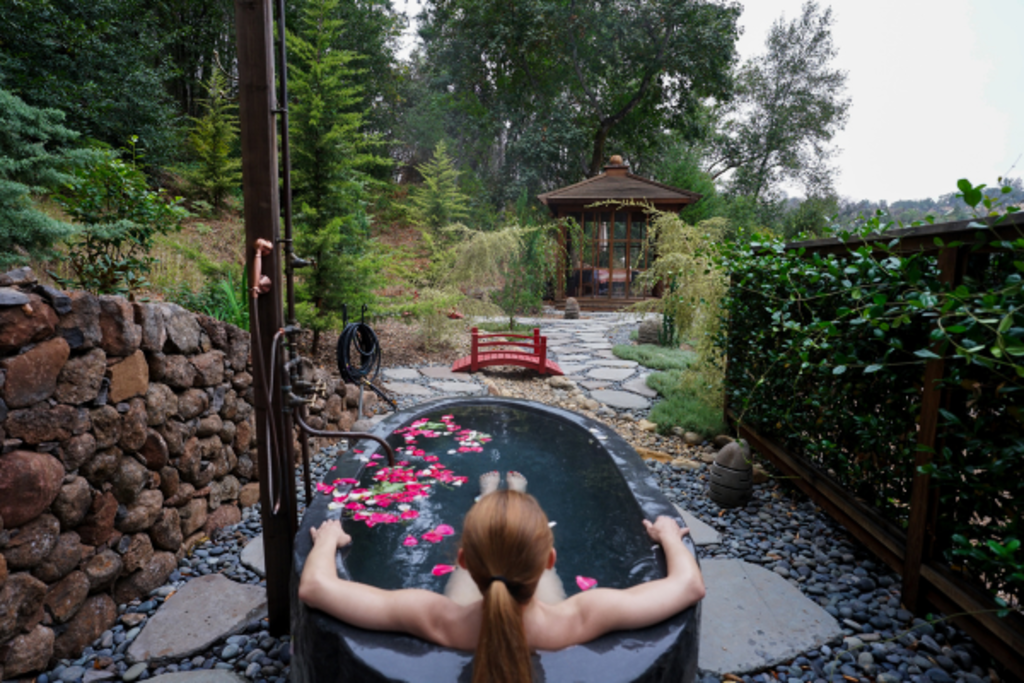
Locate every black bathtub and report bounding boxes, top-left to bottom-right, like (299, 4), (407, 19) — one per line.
(290, 397), (701, 683)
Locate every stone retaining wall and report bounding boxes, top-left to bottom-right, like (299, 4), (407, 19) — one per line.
(0, 268), (375, 679)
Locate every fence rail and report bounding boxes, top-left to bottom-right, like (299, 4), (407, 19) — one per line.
(725, 211), (1024, 677)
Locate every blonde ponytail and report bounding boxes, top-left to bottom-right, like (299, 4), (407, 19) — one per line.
(461, 491), (553, 683)
(474, 580), (532, 683)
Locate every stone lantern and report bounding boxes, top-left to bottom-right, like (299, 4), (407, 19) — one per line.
(708, 439), (753, 507)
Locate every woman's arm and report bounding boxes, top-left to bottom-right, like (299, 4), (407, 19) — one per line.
(552, 516), (705, 646)
(298, 519), (473, 649)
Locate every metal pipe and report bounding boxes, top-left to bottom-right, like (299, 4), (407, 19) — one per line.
(274, 0), (296, 328)
(300, 405), (313, 504)
(293, 411), (396, 467)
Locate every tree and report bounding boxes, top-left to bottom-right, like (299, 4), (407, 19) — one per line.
(156, 0), (236, 119)
(409, 141), (470, 232)
(704, 1), (849, 204)
(186, 69), (241, 211)
(0, 88), (95, 268)
(54, 141), (187, 297)
(417, 0), (741, 198)
(444, 223), (558, 328)
(288, 0), (387, 352)
(0, 0), (180, 164)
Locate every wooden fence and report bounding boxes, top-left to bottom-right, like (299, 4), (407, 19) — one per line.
(724, 212), (1024, 676)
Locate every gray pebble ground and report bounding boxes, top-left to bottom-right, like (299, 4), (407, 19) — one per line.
(30, 314), (1002, 683)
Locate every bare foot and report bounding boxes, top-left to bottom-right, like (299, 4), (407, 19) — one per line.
(506, 471), (528, 493)
(479, 471), (500, 497)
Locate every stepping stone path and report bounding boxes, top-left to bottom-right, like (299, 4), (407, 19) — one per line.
(673, 504), (721, 546)
(699, 559), (843, 674)
(128, 575), (268, 664)
(428, 380), (482, 394)
(240, 536), (265, 578)
(147, 673), (247, 683)
(382, 381), (434, 396)
(586, 367), (635, 381)
(621, 377), (657, 397)
(589, 389), (650, 410)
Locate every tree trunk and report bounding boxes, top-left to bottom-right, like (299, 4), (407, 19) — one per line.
(312, 329), (321, 355)
(588, 125), (610, 177)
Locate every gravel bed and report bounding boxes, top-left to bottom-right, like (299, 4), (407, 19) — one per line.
(645, 457), (996, 683)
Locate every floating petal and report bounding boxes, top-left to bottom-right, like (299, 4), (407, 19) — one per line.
(432, 564), (455, 576)
(576, 576), (598, 591)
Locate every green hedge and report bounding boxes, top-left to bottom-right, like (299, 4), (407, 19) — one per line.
(721, 207), (1023, 610)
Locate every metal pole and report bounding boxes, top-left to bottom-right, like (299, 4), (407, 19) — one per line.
(235, 0), (297, 636)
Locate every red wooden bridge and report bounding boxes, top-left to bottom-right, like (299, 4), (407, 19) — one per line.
(451, 327), (563, 376)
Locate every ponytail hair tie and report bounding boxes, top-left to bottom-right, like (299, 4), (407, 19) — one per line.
(488, 575), (512, 589)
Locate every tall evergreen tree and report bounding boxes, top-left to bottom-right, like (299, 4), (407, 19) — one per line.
(409, 141), (469, 233)
(287, 0), (386, 352)
(186, 68), (241, 211)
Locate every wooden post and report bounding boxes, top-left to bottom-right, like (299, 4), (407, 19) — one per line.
(470, 327), (479, 372)
(536, 329), (546, 374)
(235, 0), (297, 636)
(902, 246), (965, 614)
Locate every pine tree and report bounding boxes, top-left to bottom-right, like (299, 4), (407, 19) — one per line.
(186, 68), (241, 211)
(410, 141), (469, 233)
(0, 88), (95, 268)
(287, 0), (384, 352)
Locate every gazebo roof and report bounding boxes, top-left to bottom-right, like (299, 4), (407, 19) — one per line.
(537, 157), (701, 209)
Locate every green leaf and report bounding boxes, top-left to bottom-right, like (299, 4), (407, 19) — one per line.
(864, 364), (882, 373)
(914, 349), (941, 359)
(998, 315), (1013, 334)
(833, 365), (846, 375)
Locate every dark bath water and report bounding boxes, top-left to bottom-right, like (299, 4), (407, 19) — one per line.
(342, 404), (660, 595)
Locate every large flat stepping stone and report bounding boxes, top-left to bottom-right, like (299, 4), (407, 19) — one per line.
(591, 360), (638, 367)
(420, 366), (464, 380)
(384, 368), (421, 380)
(589, 389), (650, 410)
(580, 380), (611, 390)
(587, 367), (635, 381)
(699, 560), (842, 674)
(578, 342), (613, 350)
(672, 504), (721, 546)
(622, 377), (657, 397)
(429, 381), (482, 394)
(577, 334), (608, 342)
(147, 673), (247, 683)
(594, 350), (619, 359)
(552, 354), (592, 362)
(557, 363), (590, 375)
(127, 575), (267, 664)
(382, 381), (434, 396)
(240, 535), (265, 577)
(549, 345), (589, 355)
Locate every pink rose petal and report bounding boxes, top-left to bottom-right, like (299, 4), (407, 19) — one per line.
(403, 536), (419, 546)
(422, 531), (444, 543)
(576, 576), (598, 591)
(436, 524), (455, 536)
(400, 509), (419, 520)
(432, 564), (455, 576)
(423, 455), (439, 462)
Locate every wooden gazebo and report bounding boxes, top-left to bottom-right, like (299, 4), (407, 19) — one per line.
(538, 155), (701, 310)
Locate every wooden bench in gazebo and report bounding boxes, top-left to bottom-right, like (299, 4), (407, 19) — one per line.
(451, 327), (563, 376)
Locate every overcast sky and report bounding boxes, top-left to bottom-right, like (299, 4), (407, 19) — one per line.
(397, 0), (1024, 203)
